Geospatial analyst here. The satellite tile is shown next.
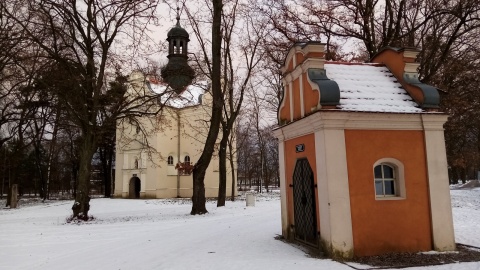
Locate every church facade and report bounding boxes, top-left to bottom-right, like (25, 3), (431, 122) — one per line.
(114, 13), (236, 200)
(113, 72), (236, 199)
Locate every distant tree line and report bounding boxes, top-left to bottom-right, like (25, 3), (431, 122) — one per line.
(236, 123), (279, 192)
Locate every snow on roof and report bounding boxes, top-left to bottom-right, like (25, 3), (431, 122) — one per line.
(146, 79), (206, 109)
(324, 63), (423, 113)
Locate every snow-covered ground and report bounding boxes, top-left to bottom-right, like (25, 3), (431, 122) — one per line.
(0, 189), (479, 270)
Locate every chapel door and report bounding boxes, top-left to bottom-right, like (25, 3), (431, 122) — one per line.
(292, 158), (318, 246)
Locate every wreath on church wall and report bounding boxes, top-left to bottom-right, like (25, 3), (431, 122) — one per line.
(175, 162), (194, 175)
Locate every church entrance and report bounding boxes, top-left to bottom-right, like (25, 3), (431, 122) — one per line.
(292, 158), (318, 247)
(129, 177), (141, 199)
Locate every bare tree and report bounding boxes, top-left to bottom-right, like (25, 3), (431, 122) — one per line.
(217, 1), (265, 206)
(182, 0), (224, 214)
(184, 0), (264, 207)
(262, 0), (432, 59)
(3, 0), (163, 219)
(235, 123), (255, 190)
(263, 0), (480, 71)
(0, 1), (34, 149)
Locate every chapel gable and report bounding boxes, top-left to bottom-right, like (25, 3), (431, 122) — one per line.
(371, 47), (440, 110)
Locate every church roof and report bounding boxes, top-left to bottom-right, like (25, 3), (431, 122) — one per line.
(167, 24), (189, 40)
(146, 78), (206, 109)
(167, 9), (189, 40)
(324, 63), (423, 113)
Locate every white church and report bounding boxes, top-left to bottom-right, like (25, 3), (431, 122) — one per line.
(113, 72), (237, 199)
(113, 15), (236, 199)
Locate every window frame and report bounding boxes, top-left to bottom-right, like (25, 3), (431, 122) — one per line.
(167, 155), (174, 166)
(374, 164), (396, 197)
(184, 155), (190, 164)
(373, 158), (406, 200)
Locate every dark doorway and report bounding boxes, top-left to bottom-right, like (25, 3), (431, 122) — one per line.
(292, 158), (318, 246)
(129, 177), (141, 199)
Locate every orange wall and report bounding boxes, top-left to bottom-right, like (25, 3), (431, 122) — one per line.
(279, 85), (291, 122)
(296, 52), (304, 64)
(279, 72), (320, 122)
(371, 50), (404, 80)
(280, 49), (324, 122)
(287, 58), (293, 73)
(292, 78), (301, 119)
(305, 51), (324, 59)
(344, 130), (432, 256)
(284, 134), (320, 234)
(371, 50), (424, 104)
(303, 73), (319, 115)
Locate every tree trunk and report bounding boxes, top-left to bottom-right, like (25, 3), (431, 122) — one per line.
(191, 165), (208, 214)
(190, 0), (223, 215)
(46, 107), (61, 200)
(6, 142), (23, 208)
(99, 145), (113, 198)
(9, 184), (18, 208)
(6, 187), (11, 207)
(33, 139), (46, 200)
(105, 148), (113, 197)
(228, 136), (235, 201)
(217, 126), (228, 207)
(71, 133), (96, 220)
(6, 162), (18, 208)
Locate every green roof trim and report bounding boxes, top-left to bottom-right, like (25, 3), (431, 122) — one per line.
(403, 73), (440, 109)
(308, 68), (340, 106)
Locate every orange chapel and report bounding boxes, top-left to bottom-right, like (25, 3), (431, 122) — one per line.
(273, 41), (456, 258)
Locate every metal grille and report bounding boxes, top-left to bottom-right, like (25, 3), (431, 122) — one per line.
(292, 158), (318, 246)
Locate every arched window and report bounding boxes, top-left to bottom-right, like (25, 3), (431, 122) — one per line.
(373, 158), (406, 199)
(167, 156), (174, 165)
(374, 164), (395, 196)
(184, 155), (190, 164)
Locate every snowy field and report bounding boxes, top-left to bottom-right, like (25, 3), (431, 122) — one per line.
(0, 189), (479, 270)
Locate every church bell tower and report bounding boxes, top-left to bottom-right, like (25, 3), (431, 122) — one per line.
(161, 7), (195, 94)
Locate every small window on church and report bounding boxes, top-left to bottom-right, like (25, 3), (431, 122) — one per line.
(373, 158), (406, 200)
(168, 156), (174, 165)
(374, 164), (396, 196)
(184, 155), (190, 164)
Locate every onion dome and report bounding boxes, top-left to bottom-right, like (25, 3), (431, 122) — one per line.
(161, 9), (195, 94)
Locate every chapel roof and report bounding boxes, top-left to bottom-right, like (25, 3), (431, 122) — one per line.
(278, 43), (441, 125)
(324, 63), (423, 113)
